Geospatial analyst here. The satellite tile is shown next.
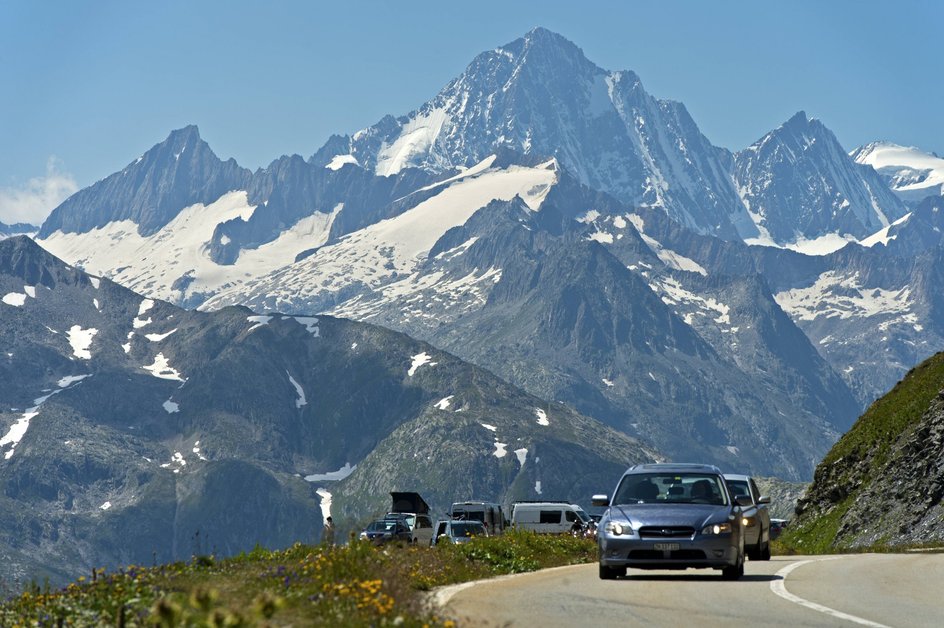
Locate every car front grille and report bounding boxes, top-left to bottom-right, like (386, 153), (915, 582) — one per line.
(637, 526), (695, 538)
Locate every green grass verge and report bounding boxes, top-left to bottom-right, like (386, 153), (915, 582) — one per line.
(823, 353), (944, 472)
(0, 531), (595, 627)
(774, 496), (854, 555)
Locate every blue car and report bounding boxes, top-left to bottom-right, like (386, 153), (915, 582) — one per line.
(593, 463), (751, 580)
(358, 518), (413, 545)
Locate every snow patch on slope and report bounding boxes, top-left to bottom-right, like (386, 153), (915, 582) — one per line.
(775, 271), (912, 322)
(205, 162), (556, 312)
(305, 463), (356, 482)
(142, 353), (185, 381)
(68, 325), (98, 359)
(376, 107), (451, 176)
(408, 352), (435, 377)
(287, 371), (307, 408)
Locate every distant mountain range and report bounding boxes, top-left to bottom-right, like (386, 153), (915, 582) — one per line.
(30, 28), (944, 484)
(0, 236), (654, 584)
(0, 221), (36, 238)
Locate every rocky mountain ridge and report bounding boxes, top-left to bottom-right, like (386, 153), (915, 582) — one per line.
(0, 222), (36, 238)
(0, 236), (655, 585)
(734, 111), (907, 250)
(20, 28), (944, 482)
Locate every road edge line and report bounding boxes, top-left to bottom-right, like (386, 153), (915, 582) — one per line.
(430, 563), (587, 607)
(770, 558), (891, 628)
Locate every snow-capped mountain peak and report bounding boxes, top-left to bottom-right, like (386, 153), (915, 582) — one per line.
(332, 28), (753, 240)
(735, 111), (907, 251)
(38, 125), (251, 239)
(851, 141), (944, 204)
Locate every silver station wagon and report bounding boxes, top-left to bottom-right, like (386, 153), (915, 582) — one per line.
(593, 463), (751, 580)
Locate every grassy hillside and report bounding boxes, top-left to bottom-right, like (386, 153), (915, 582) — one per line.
(779, 352), (944, 553)
(1, 532), (595, 626)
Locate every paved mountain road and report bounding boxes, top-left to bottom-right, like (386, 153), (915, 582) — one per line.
(440, 553), (944, 627)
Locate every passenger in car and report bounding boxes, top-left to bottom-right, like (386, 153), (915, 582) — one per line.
(691, 479), (714, 502)
(636, 480), (659, 501)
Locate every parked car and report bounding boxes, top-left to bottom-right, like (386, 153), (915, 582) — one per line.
(432, 519), (488, 545)
(511, 501), (593, 534)
(450, 501), (507, 536)
(386, 491), (435, 546)
(770, 518), (789, 540)
(724, 473), (771, 560)
(358, 518), (412, 544)
(593, 463), (750, 580)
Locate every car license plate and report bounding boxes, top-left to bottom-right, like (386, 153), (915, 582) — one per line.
(653, 543), (680, 551)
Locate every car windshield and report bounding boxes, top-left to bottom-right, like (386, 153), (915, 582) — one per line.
(366, 520), (399, 533)
(726, 479), (751, 501)
(612, 473), (727, 506)
(575, 508), (591, 523)
(452, 522), (485, 537)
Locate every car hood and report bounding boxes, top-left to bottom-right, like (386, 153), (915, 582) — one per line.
(610, 504), (732, 529)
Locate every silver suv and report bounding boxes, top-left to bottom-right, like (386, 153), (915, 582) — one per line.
(724, 473), (771, 561)
(593, 463), (750, 580)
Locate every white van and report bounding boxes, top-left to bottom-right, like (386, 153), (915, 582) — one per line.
(511, 501), (592, 534)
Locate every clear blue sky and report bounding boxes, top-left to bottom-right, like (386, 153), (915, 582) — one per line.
(2, 0), (941, 224)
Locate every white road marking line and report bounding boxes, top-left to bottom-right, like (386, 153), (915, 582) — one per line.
(431, 564), (583, 607)
(771, 558), (891, 627)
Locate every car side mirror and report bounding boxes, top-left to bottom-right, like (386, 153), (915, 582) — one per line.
(758, 495), (770, 505)
(735, 495), (753, 507)
(592, 494), (610, 507)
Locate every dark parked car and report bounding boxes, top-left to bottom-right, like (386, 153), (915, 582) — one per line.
(724, 474), (771, 560)
(770, 518), (789, 540)
(358, 518), (412, 544)
(593, 463), (750, 580)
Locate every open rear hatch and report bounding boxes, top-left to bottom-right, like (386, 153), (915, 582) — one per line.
(390, 491), (430, 514)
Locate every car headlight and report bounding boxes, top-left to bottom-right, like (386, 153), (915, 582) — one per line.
(604, 521), (633, 536)
(701, 523), (732, 535)
(742, 516), (754, 527)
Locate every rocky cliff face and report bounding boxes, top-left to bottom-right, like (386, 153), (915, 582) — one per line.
(787, 353), (944, 550)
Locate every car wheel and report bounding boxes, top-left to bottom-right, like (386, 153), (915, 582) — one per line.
(746, 545), (759, 561)
(599, 563), (622, 580)
(760, 540), (771, 561)
(721, 554), (744, 580)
